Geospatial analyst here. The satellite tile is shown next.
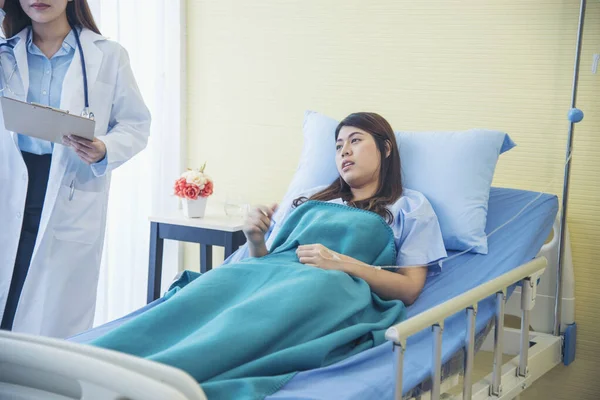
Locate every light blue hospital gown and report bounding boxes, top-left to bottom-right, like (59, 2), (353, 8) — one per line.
(263, 186), (448, 276)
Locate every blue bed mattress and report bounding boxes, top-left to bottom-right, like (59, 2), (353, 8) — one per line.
(267, 187), (558, 399)
(70, 187), (558, 399)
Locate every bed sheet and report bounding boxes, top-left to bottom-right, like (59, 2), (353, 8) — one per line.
(266, 187), (558, 399)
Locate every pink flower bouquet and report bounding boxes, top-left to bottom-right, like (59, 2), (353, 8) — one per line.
(174, 163), (214, 218)
(174, 162), (214, 200)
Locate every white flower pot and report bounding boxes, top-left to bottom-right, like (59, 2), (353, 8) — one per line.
(182, 197), (208, 218)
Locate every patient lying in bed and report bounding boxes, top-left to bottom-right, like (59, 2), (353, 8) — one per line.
(246, 111), (447, 304)
(88, 112), (447, 400)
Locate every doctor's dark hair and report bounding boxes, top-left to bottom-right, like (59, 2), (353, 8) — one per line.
(293, 112), (403, 224)
(2, 0), (101, 38)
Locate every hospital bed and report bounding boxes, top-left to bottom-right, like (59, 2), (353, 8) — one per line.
(0, 186), (574, 400)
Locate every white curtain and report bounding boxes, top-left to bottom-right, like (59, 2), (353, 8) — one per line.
(88, 0), (186, 326)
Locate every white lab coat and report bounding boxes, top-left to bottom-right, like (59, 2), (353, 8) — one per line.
(0, 28), (151, 338)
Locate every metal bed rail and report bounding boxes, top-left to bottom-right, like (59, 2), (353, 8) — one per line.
(385, 256), (548, 400)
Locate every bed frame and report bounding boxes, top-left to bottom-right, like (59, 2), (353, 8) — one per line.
(386, 216), (576, 400)
(0, 329), (208, 400)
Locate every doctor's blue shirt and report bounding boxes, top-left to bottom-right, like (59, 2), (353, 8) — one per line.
(18, 27), (76, 155)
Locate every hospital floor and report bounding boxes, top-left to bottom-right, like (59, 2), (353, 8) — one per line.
(446, 316), (599, 400)
(452, 353), (596, 399)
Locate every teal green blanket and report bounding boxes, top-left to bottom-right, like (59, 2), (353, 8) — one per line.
(90, 201), (407, 399)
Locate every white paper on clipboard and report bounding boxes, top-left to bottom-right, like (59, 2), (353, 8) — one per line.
(0, 96), (95, 143)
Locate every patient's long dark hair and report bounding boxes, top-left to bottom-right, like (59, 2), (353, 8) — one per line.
(293, 112), (403, 223)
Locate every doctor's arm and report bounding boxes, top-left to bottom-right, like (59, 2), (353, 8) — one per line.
(90, 47), (151, 177)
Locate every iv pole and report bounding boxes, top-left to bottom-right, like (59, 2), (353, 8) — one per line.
(554, 0), (586, 336)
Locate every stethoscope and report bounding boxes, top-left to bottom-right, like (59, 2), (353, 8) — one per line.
(0, 22), (94, 201)
(0, 20), (94, 120)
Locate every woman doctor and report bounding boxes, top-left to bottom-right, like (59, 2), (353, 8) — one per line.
(0, 0), (150, 338)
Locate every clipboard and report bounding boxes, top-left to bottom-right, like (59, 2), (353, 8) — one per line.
(0, 96), (96, 143)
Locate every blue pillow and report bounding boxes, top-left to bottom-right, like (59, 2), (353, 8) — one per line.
(274, 110), (516, 254)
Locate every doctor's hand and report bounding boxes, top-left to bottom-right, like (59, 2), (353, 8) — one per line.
(62, 135), (107, 164)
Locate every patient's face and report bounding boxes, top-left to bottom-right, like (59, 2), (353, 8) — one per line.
(336, 126), (381, 188)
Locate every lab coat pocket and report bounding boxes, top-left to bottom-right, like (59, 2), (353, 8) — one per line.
(90, 81), (115, 137)
(53, 185), (103, 245)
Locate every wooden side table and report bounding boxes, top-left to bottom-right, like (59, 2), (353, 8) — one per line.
(147, 213), (246, 303)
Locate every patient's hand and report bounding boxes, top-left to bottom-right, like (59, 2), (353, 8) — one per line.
(298, 244), (426, 304)
(243, 203), (277, 257)
(297, 244), (347, 271)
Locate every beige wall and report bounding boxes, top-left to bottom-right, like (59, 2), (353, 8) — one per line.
(185, 1), (600, 397)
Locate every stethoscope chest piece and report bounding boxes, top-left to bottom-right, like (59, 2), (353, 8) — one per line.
(81, 108), (95, 120)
